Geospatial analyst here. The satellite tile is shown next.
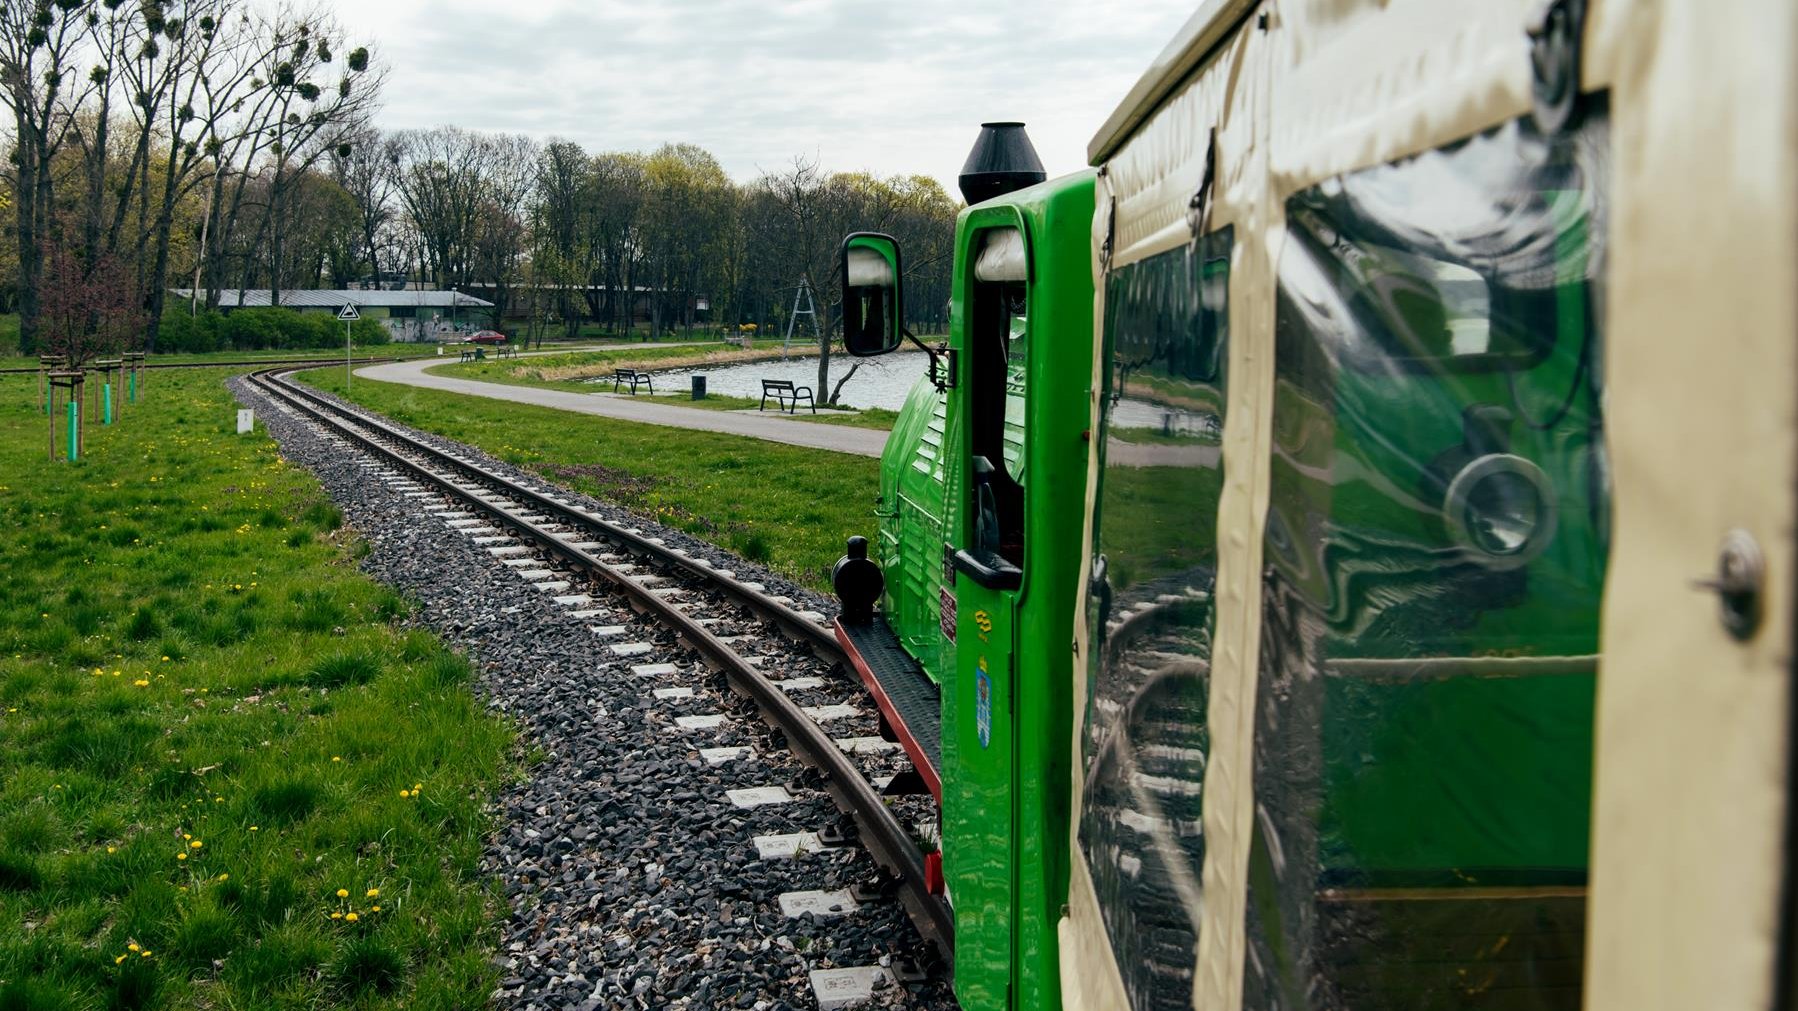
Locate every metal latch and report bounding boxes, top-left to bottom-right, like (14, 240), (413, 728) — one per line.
(1693, 529), (1765, 641)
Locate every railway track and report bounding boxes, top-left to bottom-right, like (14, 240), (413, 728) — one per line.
(246, 366), (952, 999)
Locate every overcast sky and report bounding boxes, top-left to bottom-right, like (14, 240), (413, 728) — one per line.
(334, 0), (1197, 194)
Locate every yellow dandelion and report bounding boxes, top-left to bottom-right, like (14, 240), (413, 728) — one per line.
(336, 888), (349, 898)
(114, 955), (127, 965)
(330, 911), (343, 920)
(190, 840), (203, 849)
(398, 789), (409, 798)
(249, 825), (259, 832)
(371, 905), (381, 912)
(365, 888), (379, 898)
(176, 852), (187, 861)
(128, 943), (140, 952)
(133, 679), (149, 687)
(331, 756), (342, 763)
(106, 846), (116, 854)
(344, 912), (359, 922)
(161, 656), (170, 662)
(217, 873), (229, 882)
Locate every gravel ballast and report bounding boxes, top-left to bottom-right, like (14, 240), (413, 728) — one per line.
(230, 376), (953, 1010)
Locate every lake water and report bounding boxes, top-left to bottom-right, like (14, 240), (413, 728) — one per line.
(610, 347), (1205, 431)
(609, 350), (933, 410)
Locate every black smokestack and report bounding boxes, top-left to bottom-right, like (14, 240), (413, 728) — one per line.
(958, 122), (1046, 205)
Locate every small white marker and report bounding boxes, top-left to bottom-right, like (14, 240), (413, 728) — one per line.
(753, 831), (824, 861)
(809, 967), (893, 1011)
(834, 737), (901, 755)
(778, 889), (859, 919)
(726, 786), (791, 808)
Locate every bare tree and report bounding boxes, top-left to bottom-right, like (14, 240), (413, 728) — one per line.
(0, 0), (97, 353)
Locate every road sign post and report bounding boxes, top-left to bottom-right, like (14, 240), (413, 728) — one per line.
(338, 302), (361, 390)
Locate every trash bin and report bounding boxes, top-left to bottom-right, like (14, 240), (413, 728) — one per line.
(691, 375), (706, 400)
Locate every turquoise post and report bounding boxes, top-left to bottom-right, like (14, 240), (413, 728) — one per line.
(104, 383), (113, 425)
(129, 370), (136, 403)
(66, 402), (77, 461)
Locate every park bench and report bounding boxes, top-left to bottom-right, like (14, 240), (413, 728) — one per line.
(495, 344), (519, 360)
(760, 378), (815, 414)
(458, 347), (485, 363)
(613, 368), (654, 395)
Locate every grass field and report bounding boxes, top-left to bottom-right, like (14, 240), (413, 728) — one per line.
(297, 367), (883, 591)
(0, 346), (445, 373)
(0, 368), (514, 1009)
(432, 344), (900, 431)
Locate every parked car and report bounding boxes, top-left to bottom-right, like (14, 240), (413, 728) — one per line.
(465, 330), (508, 345)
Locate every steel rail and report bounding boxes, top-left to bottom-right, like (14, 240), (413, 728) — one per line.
(247, 367), (954, 964)
(261, 367), (843, 660)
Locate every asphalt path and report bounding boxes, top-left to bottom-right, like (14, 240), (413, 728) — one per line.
(352, 352), (890, 458)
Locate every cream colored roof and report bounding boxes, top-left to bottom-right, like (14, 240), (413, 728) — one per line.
(1086, 0), (1258, 165)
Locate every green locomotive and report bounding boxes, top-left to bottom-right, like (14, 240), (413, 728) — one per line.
(829, 0), (1797, 1009)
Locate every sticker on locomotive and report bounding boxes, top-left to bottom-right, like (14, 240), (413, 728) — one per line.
(939, 588), (956, 642)
(974, 609), (993, 636)
(975, 666), (992, 749)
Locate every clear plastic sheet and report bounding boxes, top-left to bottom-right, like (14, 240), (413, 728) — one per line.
(1248, 105), (1610, 1009)
(1080, 229), (1232, 1011)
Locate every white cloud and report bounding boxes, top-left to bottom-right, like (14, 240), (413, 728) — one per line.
(334, 0), (1196, 193)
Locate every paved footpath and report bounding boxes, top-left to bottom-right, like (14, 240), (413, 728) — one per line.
(354, 353), (890, 458)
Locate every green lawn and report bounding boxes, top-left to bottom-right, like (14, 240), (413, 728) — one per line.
(0, 345), (443, 372)
(0, 368), (514, 1009)
(297, 367), (883, 591)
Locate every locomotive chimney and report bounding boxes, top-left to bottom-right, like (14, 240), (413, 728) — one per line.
(958, 122), (1047, 205)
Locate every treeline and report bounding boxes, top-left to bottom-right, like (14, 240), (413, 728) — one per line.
(334, 130), (959, 343)
(1, 1), (960, 371)
(0, 0), (380, 360)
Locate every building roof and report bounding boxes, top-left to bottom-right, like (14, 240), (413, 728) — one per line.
(170, 288), (495, 309)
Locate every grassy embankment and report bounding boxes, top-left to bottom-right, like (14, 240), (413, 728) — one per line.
(298, 366), (882, 591)
(431, 344), (901, 431)
(0, 368), (513, 1009)
(0, 345), (445, 373)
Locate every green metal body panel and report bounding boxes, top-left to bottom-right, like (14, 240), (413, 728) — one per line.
(930, 172), (1095, 1011)
(879, 376), (950, 684)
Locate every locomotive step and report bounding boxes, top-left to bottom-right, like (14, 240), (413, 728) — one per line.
(834, 614), (942, 802)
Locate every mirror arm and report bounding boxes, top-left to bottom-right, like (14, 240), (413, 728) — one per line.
(904, 327), (958, 392)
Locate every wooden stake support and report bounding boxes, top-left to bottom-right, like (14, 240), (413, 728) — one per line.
(38, 355), (67, 415)
(47, 370), (84, 461)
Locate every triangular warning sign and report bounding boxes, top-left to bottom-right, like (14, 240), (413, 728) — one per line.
(337, 303), (360, 320)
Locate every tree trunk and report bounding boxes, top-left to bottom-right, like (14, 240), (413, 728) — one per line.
(13, 139), (40, 354)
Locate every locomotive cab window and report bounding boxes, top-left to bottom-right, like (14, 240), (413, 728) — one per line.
(963, 226), (1029, 579)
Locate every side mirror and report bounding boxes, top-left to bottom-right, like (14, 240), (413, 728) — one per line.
(841, 232), (904, 356)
